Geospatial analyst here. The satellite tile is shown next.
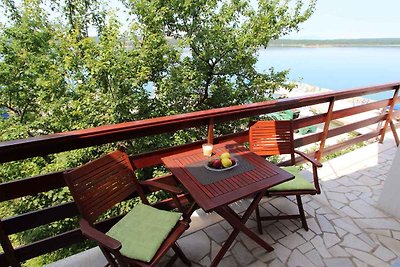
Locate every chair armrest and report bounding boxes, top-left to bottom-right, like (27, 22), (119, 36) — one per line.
(140, 180), (183, 195)
(140, 180), (190, 215)
(294, 150), (322, 167)
(79, 219), (121, 251)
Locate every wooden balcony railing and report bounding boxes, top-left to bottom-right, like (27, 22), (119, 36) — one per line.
(0, 82), (399, 266)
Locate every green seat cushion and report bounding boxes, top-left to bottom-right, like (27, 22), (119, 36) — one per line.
(107, 203), (182, 262)
(268, 166), (315, 191)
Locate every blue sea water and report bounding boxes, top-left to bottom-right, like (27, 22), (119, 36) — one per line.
(256, 47), (400, 101)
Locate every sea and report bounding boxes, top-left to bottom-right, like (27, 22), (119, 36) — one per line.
(256, 46), (400, 101)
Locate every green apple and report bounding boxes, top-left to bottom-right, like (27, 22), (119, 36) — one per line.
(221, 158), (232, 168)
(220, 152), (230, 159)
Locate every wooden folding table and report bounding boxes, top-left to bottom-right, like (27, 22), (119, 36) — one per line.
(162, 141), (294, 267)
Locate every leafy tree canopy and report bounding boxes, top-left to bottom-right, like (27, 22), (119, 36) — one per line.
(130, 0), (315, 113)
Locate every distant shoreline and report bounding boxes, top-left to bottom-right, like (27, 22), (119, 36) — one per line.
(269, 38), (400, 48)
(269, 44), (400, 48)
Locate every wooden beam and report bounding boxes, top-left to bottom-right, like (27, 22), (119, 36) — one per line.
(315, 98), (335, 161)
(293, 98), (390, 129)
(322, 129), (383, 156)
(0, 171), (66, 202)
(390, 120), (400, 146)
(2, 202), (78, 235)
(326, 115), (386, 139)
(293, 114), (387, 149)
(207, 118), (214, 144)
(0, 220), (20, 267)
(379, 86), (399, 144)
(282, 129), (383, 166)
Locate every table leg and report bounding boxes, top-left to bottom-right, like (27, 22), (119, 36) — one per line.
(219, 206), (274, 249)
(209, 220), (241, 267)
(210, 191), (274, 267)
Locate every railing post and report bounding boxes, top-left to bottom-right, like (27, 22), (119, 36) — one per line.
(389, 120), (400, 146)
(315, 97), (335, 161)
(207, 118), (214, 144)
(379, 86), (399, 146)
(0, 220), (20, 267)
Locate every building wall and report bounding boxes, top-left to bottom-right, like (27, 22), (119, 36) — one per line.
(378, 147), (400, 217)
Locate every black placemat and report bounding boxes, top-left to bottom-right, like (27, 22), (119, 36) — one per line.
(186, 154), (255, 185)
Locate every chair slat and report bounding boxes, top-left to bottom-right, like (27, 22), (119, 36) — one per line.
(73, 157), (129, 186)
(249, 121), (294, 156)
(64, 150), (138, 222)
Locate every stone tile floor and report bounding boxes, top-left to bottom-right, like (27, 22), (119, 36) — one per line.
(48, 136), (400, 267)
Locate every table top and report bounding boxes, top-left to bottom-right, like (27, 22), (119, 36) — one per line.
(162, 141), (294, 212)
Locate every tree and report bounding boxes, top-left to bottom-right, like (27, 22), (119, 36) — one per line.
(130, 0), (315, 113)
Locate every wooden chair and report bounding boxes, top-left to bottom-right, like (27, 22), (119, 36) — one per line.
(249, 120), (322, 233)
(64, 148), (192, 267)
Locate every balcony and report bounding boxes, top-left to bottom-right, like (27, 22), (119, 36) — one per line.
(1, 82), (400, 267)
(48, 135), (400, 267)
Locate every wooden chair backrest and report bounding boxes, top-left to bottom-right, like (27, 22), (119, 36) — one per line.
(249, 120), (295, 164)
(64, 149), (147, 223)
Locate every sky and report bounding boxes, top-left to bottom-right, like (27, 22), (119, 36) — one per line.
(1, 0), (399, 40)
(107, 0), (400, 40)
(286, 0), (400, 39)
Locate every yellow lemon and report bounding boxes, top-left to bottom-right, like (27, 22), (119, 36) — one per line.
(221, 158), (232, 168)
(220, 152), (231, 159)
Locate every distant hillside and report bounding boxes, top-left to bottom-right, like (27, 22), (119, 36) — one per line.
(270, 38), (400, 47)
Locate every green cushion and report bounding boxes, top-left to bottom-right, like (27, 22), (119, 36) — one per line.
(107, 203), (182, 262)
(268, 166), (315, 191)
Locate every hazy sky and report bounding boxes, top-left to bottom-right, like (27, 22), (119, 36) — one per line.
(287, 0), (400, 39)
(108, 0), (400, 39)
(1, 0), (399, 39)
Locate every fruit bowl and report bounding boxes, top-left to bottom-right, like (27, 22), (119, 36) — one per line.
(205, 157), (238, 172)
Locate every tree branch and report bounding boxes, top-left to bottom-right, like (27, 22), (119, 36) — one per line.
(195, 68), (214, 108)
(4, 104), (21, 117)
(19, 102), (31, 124)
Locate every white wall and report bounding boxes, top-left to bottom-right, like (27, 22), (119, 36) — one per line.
(378, 147), (400, 217)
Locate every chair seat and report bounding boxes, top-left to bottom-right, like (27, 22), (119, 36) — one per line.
(268, 166), (315, 191)
(107, 203), (182, 262)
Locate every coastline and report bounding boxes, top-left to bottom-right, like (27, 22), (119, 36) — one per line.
(279, 83), (381, 135)
(269, 44), (400, 48)
(279, 83), (374, 107)
(269, 38), (400, 48)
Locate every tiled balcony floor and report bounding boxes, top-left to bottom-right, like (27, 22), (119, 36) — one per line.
(48, 136), (400, 267)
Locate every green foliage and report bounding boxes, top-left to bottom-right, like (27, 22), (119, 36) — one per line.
(303, 137), (367, 163)
(129, 0), (315, 114)
(322, 140), (367, 162)
(0, 0), (315, 264)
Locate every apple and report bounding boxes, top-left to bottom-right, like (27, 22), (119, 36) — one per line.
(230, 158), (236, 165)
(220, 152), (230, 159)
(212, 159), (222, 169)
(221, 158), (232, 168)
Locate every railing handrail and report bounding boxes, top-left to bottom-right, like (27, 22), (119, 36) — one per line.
(1, 82), (399, 163)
